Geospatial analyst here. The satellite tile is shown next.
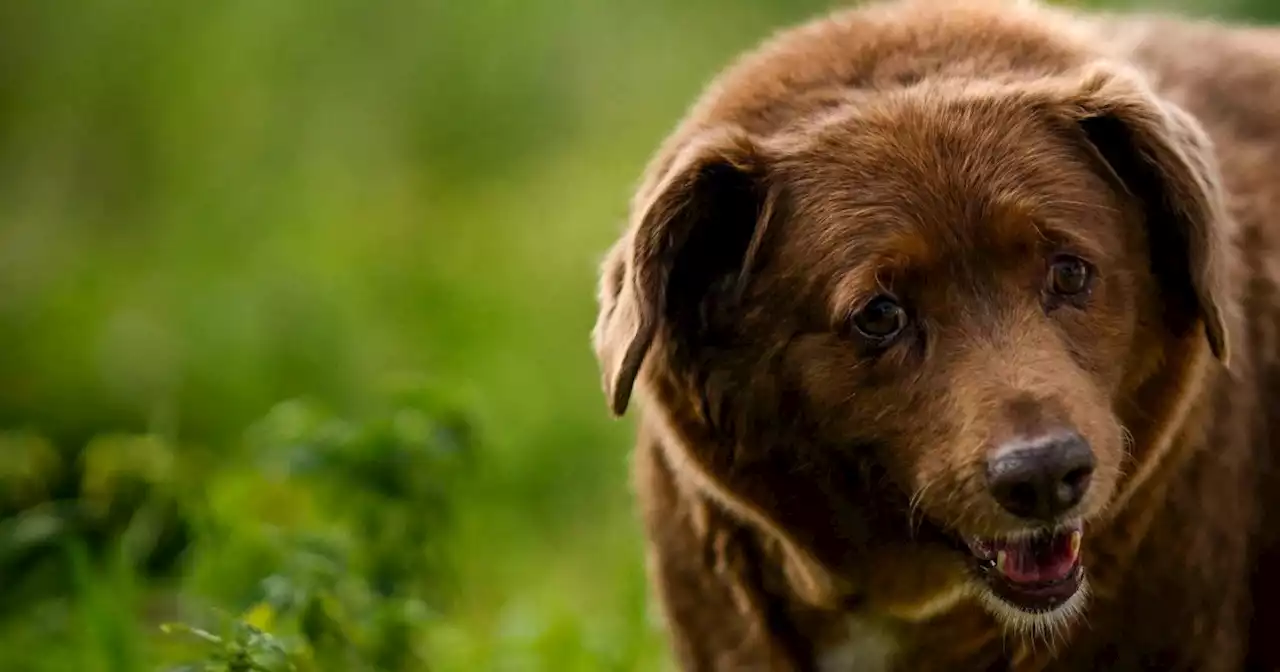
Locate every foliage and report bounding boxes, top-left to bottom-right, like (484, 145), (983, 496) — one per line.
(160, 621), (300, 672)
(164, 389), (471, 672)
(0, 387), (472, 671)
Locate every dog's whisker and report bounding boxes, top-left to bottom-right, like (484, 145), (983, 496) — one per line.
(906, 479), (938, 538)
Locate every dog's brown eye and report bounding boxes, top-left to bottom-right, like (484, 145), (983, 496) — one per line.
(1048, 256), (1092, 297)
(852, 296), (908, 341)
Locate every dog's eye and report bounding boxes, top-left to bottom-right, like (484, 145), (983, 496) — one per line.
(852, 296), (908, 342)
(1047, 256), (1092, 297)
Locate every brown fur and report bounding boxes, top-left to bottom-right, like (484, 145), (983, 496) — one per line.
(592, 1), (1280, 669)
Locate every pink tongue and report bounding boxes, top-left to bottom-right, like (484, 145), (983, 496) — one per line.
(998, 535), (1075, 583)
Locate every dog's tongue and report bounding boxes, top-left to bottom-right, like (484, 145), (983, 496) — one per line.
(994, 530), (1081, 584)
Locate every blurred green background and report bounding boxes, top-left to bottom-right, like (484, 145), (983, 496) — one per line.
(0, 0), (1274, 670)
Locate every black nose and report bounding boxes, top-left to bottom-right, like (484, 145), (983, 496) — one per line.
(986, 432), (1095, 521)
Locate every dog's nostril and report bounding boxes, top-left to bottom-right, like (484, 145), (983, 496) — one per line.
(987, 432), (1096, 522)
(1063, 465), (1093, 490)
(1005, 482), (1040, 516)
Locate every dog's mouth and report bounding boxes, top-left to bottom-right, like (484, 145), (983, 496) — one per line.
(962, 522), (1084, 613)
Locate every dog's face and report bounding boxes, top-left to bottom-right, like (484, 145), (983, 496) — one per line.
(594, 69), (1229, 634)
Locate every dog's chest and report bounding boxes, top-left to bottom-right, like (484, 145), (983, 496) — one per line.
(816, 617), (900, 672)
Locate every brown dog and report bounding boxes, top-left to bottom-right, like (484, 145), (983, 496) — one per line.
(592, 0), (1280, 669)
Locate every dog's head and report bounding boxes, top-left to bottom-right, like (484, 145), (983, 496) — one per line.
(593, 60), (1230, 634)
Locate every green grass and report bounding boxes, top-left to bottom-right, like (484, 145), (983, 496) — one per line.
(0, 0), (1273, 669)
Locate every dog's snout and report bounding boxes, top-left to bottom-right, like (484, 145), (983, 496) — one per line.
(986, 432), (1095, 521)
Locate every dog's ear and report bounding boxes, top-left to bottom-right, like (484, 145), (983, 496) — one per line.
(593, 127), (771, 416)
(1051, 66), (1232, 364)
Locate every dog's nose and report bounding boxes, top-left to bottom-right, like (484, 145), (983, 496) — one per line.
(986, 432), (1095, 521)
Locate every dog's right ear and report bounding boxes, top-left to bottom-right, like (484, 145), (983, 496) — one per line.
(1049, 66), (1233, 364)
(592, 127), (771, 416)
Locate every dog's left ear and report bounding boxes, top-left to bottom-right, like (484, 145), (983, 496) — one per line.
(1047, 66), (1232, 364)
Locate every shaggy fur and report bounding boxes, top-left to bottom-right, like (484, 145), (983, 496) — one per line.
(591, 1), (1280, 669)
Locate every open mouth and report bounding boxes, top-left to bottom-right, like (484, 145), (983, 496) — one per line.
(963, 522), (1084, 613)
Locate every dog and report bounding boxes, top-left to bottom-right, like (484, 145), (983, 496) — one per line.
(591, 0), (1280, 669)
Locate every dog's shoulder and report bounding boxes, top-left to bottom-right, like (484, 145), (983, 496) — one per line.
(1087, 13), (1280, 130)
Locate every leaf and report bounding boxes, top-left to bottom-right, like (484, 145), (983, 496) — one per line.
(241, 602), (277, 633)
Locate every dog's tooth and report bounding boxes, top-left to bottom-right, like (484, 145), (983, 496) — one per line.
(996, 549), (1008, 576)
(1070, 530), (1082, 558)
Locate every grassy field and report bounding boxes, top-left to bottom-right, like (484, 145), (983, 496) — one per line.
(0, 0), (1273, 670)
